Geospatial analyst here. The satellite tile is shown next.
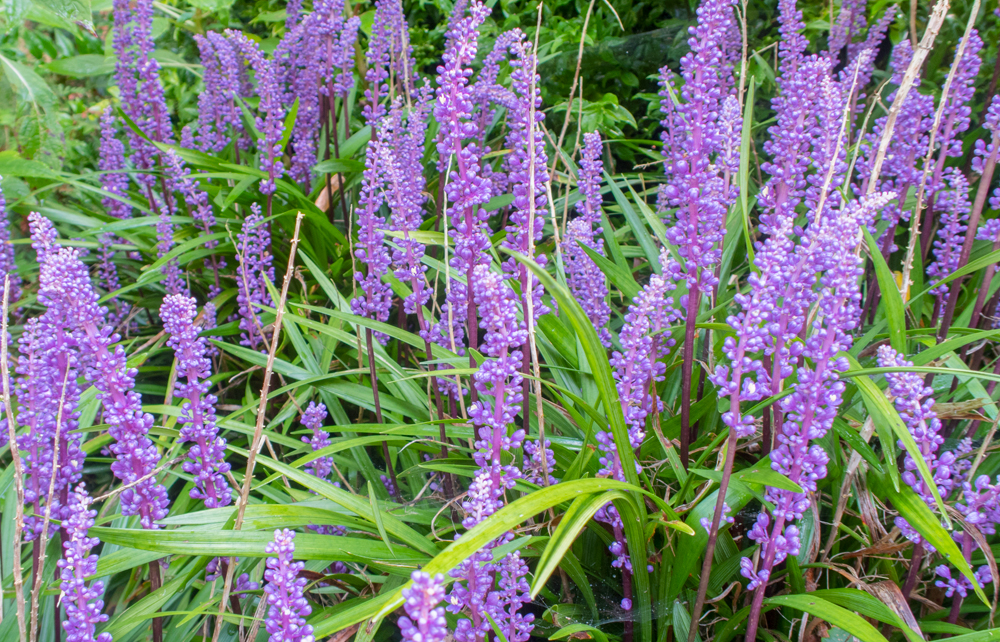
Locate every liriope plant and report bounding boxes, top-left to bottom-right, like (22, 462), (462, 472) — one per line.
(1, 0), (1000, 641)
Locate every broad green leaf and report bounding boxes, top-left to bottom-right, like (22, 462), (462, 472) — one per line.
(870, 471), (989, 609)
(863, 227), (906, 353)
(738, 80), (756, 267)
(765, 594), (889, 642)
(810, 589), (922, 642)
(90, 528), (426, 570)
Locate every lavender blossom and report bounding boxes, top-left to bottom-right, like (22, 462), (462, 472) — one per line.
(96, 109), (130, 298)
(351, 137), (393, 339)
(658, 0), (739, 308)
(30, 213), (170, 529)
(0, 182), (17, 305)
(264, 529), (314, 642)
(430, 0), (494, 367)
(161, 294), (231, 508)
(928, 171), (971, 314)
(236, 204), (275, 351)
(398, 571), (448, 642)
(500, 34), (550, 328)
(490, 552), (535, 642)
(301, 402), (332, 481)
(226, 31), (286, 196)
(194, 33), (249, 153)
(16, 315), (84, 541)
(877, 345), (958, 549)
(58, 484), (113, 642)
(742, 192), (894, 639)
(564, 132), (611, 345)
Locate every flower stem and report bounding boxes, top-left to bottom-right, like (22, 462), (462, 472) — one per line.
(680, 282), (701, 469)
(366, 326), (398, 491)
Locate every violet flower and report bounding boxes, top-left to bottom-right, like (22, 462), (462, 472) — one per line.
(161, 294), (232, 508)
(0, 182), (17, 306)
(96, 108), (130, 298)
(16, 315), (84, 541)
(301, 401), (332, 481)
(287, 12), (326, 186)
(563, 132), (611, 346)
(264, 529), (314, 642)
(430, 0), (494, 368)
(163, 148), (222, 292)
(500, 34), (549, 328)
(927, 170), (971, 315)
(236, 204), (275, 351)
(876, 345), (958, 549)
(351, 136), (393, 340)
(194, 33), (250, 153)
(398, 571), (448, 642)
(226, 30), (286, 197)
(30, 212), (170, 530)
(491, 552), (535, 642)
(741, 192), (895, 640)
(58, 484), (113, 642)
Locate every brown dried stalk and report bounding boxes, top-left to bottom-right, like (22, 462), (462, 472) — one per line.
(1, 277), (28, 641)
(211, 211), (305, 642)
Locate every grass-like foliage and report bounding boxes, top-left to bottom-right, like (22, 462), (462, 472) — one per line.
(2, 0), (1000, 641)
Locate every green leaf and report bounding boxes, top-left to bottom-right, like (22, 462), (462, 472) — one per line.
(91, 528), (425, 570)
(367, 481), (395, 558)
(810, 589), (923, 642)
(512, 253), (640, 489)
(42, 54), (113, 77)
(738, 80), (756, 267)
(832, 420), (883, 473)
(530, 490), (632, 597)
(863, 228), (906, 353)
(764, 594), (890, 642)
(605, 172), (661, 273)
(45, 0), (93, 31)
(313, 158), (365, 174)
(579, 241), (640, 301)
(870, 471), (989, 609)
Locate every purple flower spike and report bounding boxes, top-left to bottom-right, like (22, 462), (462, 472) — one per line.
(16, 316), (84, 541)
(467, 265), (527, 505)
(564, 132), (611, 346)
(877, 345), (956, 550)
(351, 136), (393, 339)
(30, 212), (170, 530)
(500, 34), (550, 327)
(928, 170), (971, 312)
(58, 484), (113, 642)
(430, 0), (494, 369)
(300, 402), (332, 481)
(96, 108), (130, 299)
(490, 552), (535, 642)
(226, 31), (286, 195)
(264, 529), (314, 642)
(658, 0), (739, 308)
(398, 571), (448, 642)
(161, 294), (231, 508)
(236, 204), (275, 351)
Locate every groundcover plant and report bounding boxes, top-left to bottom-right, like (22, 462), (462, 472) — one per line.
(2, 0), (1000, 640)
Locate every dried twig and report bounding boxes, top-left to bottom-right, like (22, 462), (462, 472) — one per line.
(1, 277), (28, 641)
(211, 211), (305, 642)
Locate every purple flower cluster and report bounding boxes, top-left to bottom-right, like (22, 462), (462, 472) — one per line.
(58, 484), (113, 642)
(96, 108), (130, 297)
(500, 34), (550, 326)
(352, 135), (393, 337)
(430, 0), (495, 364)
(877, 346), (960, 549)
(564, 133), (612, 346)
(264, 529), (314, 642)
(236, 204), (275, 351)
(740, 192), (893, 601)
(399, 571), (448, 642)
(226, 31), (286, 196)
(600, 267), (676, 481)
(162, 294), (231, 508)
(301, 401), (332, 481)
(31, 213), (170, 529)
(194, 32), (250, 153)
(857, 39), (935, 250)
(382, 96), (433, 325)
(657, 0), (739, 307)
(928, 171), (971, 312)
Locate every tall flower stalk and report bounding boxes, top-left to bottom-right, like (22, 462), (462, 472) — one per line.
(657, 0), (740, 466)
